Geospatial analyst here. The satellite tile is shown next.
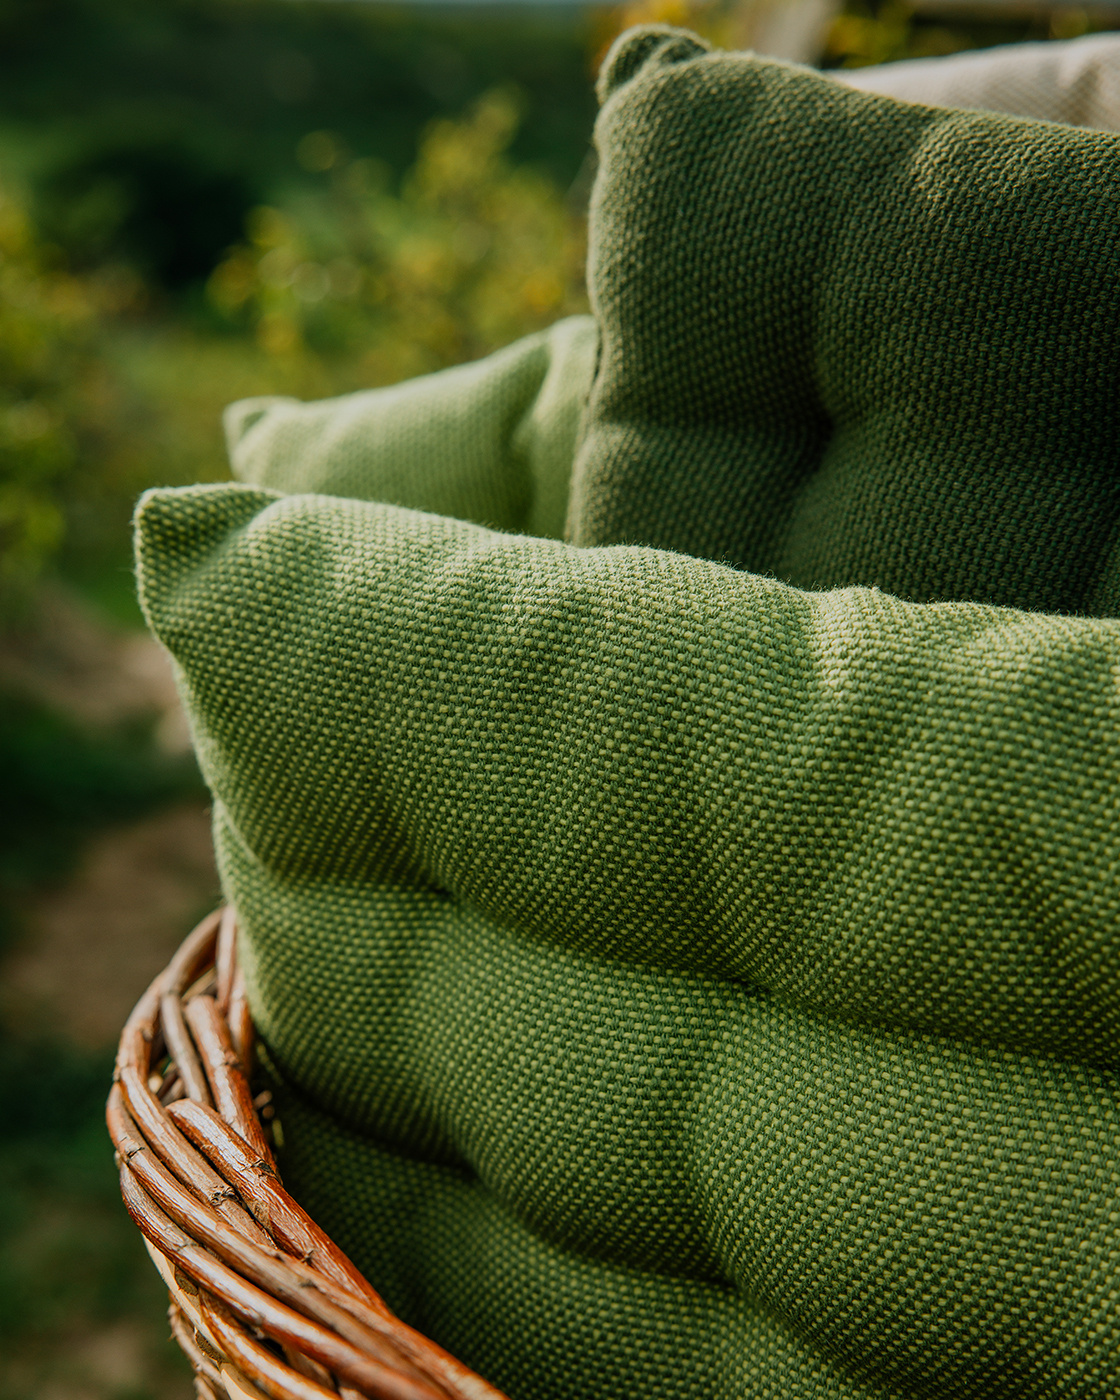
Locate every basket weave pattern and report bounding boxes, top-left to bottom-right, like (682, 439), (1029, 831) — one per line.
(108, 908), (508, 1400)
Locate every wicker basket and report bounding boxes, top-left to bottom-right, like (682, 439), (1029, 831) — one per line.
(108, 907), (508, 1400)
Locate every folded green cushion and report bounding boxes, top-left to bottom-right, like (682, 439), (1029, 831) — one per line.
(136, 483), (1120, 1399)
(576, 28), (1120, 617)
(225, 314), (597, 543)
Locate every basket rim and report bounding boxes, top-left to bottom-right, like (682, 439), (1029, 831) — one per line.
(108, 906), (509, 1400)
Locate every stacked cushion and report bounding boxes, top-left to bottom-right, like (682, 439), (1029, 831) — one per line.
(574, 29), (1120, 616)
(225, 314), (597, 544)
(836, 32), (1120, 131)
(138, 483), (1120, 1400)
(140, 28), (1120, 1400)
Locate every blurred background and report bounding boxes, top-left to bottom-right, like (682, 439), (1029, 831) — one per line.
(0, 0), (1115, 1394)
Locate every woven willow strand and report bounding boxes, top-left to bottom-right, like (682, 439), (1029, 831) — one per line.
(109, 908), (509, 1400)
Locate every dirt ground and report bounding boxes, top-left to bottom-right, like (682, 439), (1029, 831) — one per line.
(0, 799), (217, 1400)
(0, 590), (219, 1400)
(0, 586), (219, 1050)
(0, 585), (193, 755)
(2, 799), (219, 1050)
(2, 1316), (194, 1400)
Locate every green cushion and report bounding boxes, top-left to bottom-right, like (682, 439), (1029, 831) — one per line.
(136, 28), (1120, 1400)
(575, 28), (1120, 617)
(136, 483), (1120, 1399)
(225, 314), (597, 543)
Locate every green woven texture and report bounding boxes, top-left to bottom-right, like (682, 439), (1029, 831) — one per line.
(226, 314), (597, 543)
(137, 483), (1120, 1399)
(575, 29), (1120, 615)
(135, 29), (1120, 1400)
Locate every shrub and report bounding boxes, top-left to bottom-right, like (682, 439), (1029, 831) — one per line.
(0, 192), (100, 611)
(208, 88), (589, 388)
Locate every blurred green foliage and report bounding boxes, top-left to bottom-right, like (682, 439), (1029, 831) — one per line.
(0, 194), (100, 608)
(0, 0), (598, 289)
(209, 87), (588, 379)
(0, 0), (598, 614)
(0, 691), (202, 912)
(0, 1040), (139, 1335)
(0, 1035), (193, 1400)
(822, 0), (1098, 68)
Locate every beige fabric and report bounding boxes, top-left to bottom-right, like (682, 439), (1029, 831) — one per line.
(835, 32), (1120, 130)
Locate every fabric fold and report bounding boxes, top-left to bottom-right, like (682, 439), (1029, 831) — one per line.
(224, 315), (597, 542)
(136, 482), (1120, 1064)
(135, 479), (1120, 1397)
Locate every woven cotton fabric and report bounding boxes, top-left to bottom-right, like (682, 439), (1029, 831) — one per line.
(137, 483), (1120, 1400)
(837, 33), (1120, 132)
(576, 30), (1120, 616)
(226, 315), (597, 543)
(137, 30), (1120, 1400)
